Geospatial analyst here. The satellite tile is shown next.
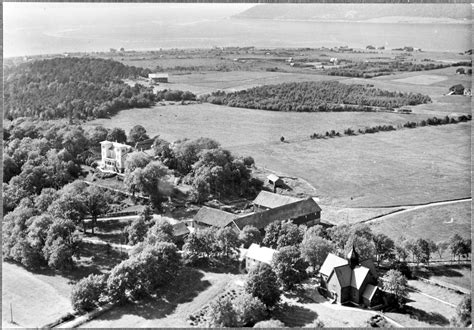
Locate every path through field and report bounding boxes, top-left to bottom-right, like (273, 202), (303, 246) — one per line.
(362, 197), (472, 223)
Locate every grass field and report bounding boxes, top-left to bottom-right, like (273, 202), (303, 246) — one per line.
(369, 200), (471, 243)
(87, 103), (436, 149)
(231, 123), (470, 208)
(414, 265), (472, 291)
(2, 262), (74, 328)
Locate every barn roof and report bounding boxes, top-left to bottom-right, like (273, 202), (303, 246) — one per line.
(319, 253), (348, 277)
(253, 191), (300, 209)
(234, 197), (321, 230)
(245, 243), (278, 265)
(193, 206), (236, 228)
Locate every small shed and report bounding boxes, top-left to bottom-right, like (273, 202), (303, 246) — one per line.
(449, 84), (465, 95)
(148, 73), (169, 84)
(456, 68), (465, 74)
(267, 174), (284, 188)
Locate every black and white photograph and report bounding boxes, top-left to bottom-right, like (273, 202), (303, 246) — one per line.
(2, 2), (472, 328)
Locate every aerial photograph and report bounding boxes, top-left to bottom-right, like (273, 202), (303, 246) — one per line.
(2, 2), (472, 328)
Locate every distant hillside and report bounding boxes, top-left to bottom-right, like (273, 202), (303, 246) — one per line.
(234, 4), (472, 22)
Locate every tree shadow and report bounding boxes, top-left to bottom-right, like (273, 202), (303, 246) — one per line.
(405, 306), (450, 326)
(98, 267), (211, 321)
(273, 303), (319, 327)
(414, 265), (465, 278)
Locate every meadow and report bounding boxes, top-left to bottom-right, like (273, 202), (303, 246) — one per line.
(88, 103), (436, 149)
(231, 123), (470, 208)
(369, 200), (471, 243)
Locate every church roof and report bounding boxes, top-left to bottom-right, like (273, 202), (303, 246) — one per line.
(320, 253), (348, 277)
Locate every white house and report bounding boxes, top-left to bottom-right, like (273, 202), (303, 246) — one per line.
(244, 243), (278, 271)
(98, 141), (132, 173)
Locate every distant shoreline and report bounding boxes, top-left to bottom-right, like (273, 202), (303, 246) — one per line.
(233, 16), (472, 25)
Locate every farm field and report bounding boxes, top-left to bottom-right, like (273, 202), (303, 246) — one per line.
(80, 269), (242, 328)
(369, 200), (471, 243)
(414, 265), (472, 291)
(87, 103), (436, 149)
(230, 123), (470, 208)
(2, 262), (74, 328)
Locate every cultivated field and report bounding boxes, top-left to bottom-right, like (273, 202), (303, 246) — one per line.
(88, 103), (436, 149)
(369, 200), (471, 243)
(231, 123), (470, 208)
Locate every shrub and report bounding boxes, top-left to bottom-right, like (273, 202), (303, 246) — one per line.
(207, 295), (238, 327)
(233, 293), (268, 326)
(71, 274), (107, 312)
(245, 263), (281, 308)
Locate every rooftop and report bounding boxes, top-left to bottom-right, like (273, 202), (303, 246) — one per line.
(320, 253), (348, 277)
(245, 243), (278, 265)
(193, 206), (236, 228)
(253, 191), (301, 209)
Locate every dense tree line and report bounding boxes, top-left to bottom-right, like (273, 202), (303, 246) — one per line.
(155, 89), (196, 102)
(4, 57), (155, 120)
(200, 81), (431, 112)
(327, 61), (450, 78)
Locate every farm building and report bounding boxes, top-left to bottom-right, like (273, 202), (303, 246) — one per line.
(134, 136), (158, 151)
(244, 243), (278, 272)
(148, 73), (169, 84)
(98, 141), (133, 173)
(172, 222), (190, 246)
(267, 174), (284, 189)
(192, 206), (239, 231)
(456, 68), (465, 74)
(192, 191), (321, 233)
(449, 84), (466, 95)
(253, 191), (300, 211)
(319, 247), (382, 307)
(234, 194), (321, 230)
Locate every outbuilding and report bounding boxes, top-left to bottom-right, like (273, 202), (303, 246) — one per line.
(148, 73), (169, 84)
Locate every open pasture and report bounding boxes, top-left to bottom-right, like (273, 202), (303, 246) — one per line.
(369, 200), (471, 244)
(2, 262), (74, 328)
(230, 123), (470, 208)
(158, 70), (343, 95)
(393, 74), (448, 85)
(87, 102), (435, 148)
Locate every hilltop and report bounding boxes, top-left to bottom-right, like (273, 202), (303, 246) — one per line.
(234, 4), (472, 23)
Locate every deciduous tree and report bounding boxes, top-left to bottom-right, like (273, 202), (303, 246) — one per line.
(245, 263), (281, 308)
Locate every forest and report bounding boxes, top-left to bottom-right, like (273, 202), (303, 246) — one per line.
(4, 57), (155, 120)
(201, 81), (431, 112)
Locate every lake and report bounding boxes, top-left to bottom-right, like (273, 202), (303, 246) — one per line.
(4, 3), (472, 57)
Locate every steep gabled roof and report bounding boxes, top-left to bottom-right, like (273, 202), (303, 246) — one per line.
(333, 264), (352, 288)
(253, 191), (301, 209)
(234, 197), (321, 230)
(351, 266), (370, 290)
(246, 243), (278, 265)
(320, 253), (348, 277)
(360, 258), (378, 279)
(193, 206), (236, 228)
(362, 284), (379, 301)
